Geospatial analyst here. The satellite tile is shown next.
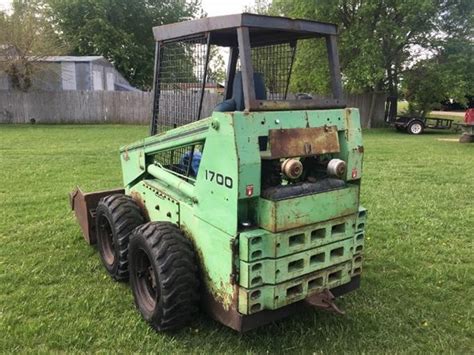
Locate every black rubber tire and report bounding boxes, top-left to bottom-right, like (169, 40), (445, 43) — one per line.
(459, 134), (474, 143)
(407, 121), (424, 135)
(128, 222), (199, 331)
(95, 194), (145, 281)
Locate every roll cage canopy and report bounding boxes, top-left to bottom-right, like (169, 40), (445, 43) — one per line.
(150, 13), (345, 135)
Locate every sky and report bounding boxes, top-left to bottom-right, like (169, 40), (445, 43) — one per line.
(0, 0), (11, 11)
(201, 0), (255, 15)
(0, 0), (255, 15)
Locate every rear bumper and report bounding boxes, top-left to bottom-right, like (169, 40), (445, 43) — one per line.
(205, 275), (361, 332)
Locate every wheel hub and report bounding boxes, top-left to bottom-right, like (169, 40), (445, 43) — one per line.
(98, 217), (115, 266)
(411, 123), (422, 134)
(135, 249), (158, 313)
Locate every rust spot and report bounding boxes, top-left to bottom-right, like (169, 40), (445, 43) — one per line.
(268, 126), (340, 158)
(357, 145), (364, 153)
(230, 237), (239, 285)
(69, 186), (124, 245)
(130, 191), (150, 221)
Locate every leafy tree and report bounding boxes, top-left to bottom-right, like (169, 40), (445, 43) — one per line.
(270, 0), (473, 116)
(207, 47), (226, 84)
(0, 0), (65, 91)
(403, 37), (474, 115)
(46, 0), (202, 89)
(403, 62), (448, 116)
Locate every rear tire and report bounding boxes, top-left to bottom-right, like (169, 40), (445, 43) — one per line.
(95, 194), (145, 281)
(129, 222), (199, 331)
(407, 121), (424, 135)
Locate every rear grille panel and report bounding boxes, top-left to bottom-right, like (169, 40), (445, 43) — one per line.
(238, 207), (367, 314)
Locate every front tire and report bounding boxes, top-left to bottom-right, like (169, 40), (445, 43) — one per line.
(129, 222), (199, 331)
(95, 194), (145, 281)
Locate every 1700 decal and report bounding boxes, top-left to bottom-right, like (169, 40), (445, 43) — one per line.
(205, 169), (233, 189)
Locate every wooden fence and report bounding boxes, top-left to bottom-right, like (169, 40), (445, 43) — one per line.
(0, 90), (386, 127)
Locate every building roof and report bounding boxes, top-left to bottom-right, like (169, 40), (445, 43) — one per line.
(38, 56), (106, 62)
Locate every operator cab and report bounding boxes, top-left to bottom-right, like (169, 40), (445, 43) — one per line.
(150, 13), (345, 135)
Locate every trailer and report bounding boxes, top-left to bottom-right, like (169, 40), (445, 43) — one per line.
(385, 97), (454, 135)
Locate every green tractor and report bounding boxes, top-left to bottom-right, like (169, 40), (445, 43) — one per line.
(70, 13), (367, 332)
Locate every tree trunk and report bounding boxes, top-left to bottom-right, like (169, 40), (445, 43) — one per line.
(367, 90), (377, 128)
(387, 66), (398, 120)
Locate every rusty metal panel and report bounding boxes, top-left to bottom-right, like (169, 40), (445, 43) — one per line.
(251, 99), (346, 111)
(69, 186), (124, 245)
(255, 185), (359, 233)
(268, 125), (340, 159)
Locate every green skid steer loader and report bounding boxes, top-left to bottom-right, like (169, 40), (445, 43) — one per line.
(70, 13), (368, 332)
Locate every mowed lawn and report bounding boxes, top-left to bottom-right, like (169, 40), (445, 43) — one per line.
(0, 125), (473, 353)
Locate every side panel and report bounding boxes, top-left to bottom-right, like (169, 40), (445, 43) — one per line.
(192, 113), (240, 236)
(128, 180), (180, 224)
(180, 204), (237, 311)
(339, 109), (364, 181)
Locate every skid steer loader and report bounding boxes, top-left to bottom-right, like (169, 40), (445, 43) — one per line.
(70, 13), (368, 332)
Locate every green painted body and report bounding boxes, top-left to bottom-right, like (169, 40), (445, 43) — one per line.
(119, 108), (366, 317)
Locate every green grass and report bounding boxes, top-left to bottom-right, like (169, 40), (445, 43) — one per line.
(1, 125), (473, 353)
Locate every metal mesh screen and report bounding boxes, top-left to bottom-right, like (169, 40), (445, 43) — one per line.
(251, 42), (296, 100)
(153, 142), (204, 183)
(152, 35), (209, 135)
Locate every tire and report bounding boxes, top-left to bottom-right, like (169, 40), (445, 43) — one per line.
(95, 194), (145, 281)
(407, 121), (424, 135)
(129, 222), (199, 331)
(459, 134), (474, 143)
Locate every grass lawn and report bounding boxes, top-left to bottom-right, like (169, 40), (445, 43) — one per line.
(1, 125), (473, 353)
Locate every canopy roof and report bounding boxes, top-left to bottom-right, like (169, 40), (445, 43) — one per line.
(153, 13), (338, 46)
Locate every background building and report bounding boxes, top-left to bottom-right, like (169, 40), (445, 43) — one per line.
(0, 56), (139, 92)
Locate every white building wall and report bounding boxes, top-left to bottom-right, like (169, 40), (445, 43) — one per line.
(0, 72), (9, 90)
(106, 71), (115, 91)
(92, 70), (104, 91)
(61, 62), (77, 90)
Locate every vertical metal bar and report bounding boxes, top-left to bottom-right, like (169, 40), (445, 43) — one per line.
(186, 34), (210, 178)
(150, 42), (162, 135)
(237, 27), (256, 111)
(326, 35), (343, 100)
(284, 41), (297, 99)
(197, 33), (211, 121)
(224, 47), (239, 100)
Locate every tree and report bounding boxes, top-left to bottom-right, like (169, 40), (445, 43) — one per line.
(403, 37), (474, 115)
(0, 0), (65, 91)
(46, 0), (202, 90)
(270, 0), (473, 116)
(207, 47), (226, 84)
